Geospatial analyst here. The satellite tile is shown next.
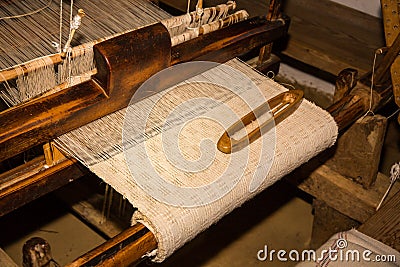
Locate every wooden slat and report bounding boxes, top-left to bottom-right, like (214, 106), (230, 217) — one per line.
(0, 158), (86, 217)
(381, 0), (400, 118)
(0, 247), (18, 267)
(171, 18), (287, 64)
(66, 223), (157, 267)
(287, 164), (400, 223)
(281, 0), (384, 76)
(0, 156), (45, 189)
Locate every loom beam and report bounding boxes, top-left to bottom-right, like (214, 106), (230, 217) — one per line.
(0, 17), (288, 163)
(65, 223), (157, 267)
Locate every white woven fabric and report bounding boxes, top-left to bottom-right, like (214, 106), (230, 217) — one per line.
(297, 229), (400, 266)
(56, 59), (338, 261)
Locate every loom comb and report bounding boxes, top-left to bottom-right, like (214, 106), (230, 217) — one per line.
(0, 16), (288, 162)
(217, 89), (303, 154)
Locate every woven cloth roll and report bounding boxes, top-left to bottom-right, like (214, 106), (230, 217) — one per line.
(56, 59), (338, 261)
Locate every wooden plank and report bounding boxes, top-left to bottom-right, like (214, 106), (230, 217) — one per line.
(0, 156), (45, 189)
(287, 164), (400, 223)
(381, 0), (400, 120)
(0, 247), (18, 267)
(0, 158), (86, 217)
(66, 223), (157, 267)
(171, 18), (287, 64)
(282, 0), (384, 76)
(280, 39), (364, 78)
(359, 191), (400, 251)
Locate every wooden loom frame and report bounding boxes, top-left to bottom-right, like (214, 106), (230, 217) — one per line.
(0, 0), (398, 266)
(0, 1), (289, 265)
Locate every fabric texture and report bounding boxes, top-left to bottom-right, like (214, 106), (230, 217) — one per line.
(56, 59), (338, 261)
(297, 229), (400, 266)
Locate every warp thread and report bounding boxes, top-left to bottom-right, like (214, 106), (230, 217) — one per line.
(0, 1), (241, 106)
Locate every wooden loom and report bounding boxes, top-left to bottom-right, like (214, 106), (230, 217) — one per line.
(0, 0), (290, 265)
(0, 0), (398, 266)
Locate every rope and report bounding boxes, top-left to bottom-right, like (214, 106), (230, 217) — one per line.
(59, 0), (63, 53)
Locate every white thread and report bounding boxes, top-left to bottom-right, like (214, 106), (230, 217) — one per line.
(0, 1), (238, 105)
(0, 72), (15, 107)
(59, 0), (63, 53)
(391, 162), (400, 181)
(376, 162), (400, 210)
(70, 0), (74, 26)
(187, 0), (191, 14)
(388, 108), (400, 119)
(0, 0), (52, 21)
(361, 50), (379, 120)
(70, 10), (82, 30)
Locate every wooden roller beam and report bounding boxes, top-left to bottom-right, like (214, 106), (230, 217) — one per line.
(66, 223), (157, 267)
(0, 157), (86, 217)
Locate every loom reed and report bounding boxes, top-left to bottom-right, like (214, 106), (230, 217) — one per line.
(0, 1), (240, 106)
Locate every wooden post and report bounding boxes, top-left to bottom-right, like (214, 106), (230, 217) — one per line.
(326, 115), (387, 188)
(257, 0), (282, 67)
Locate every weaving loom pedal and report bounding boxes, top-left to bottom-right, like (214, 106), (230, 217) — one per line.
(217, 89), (303, 154)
